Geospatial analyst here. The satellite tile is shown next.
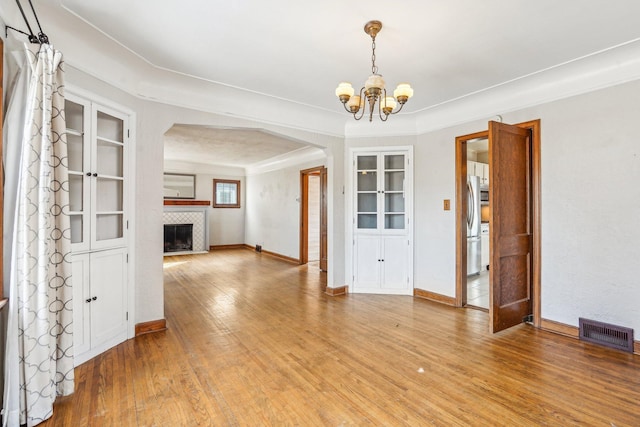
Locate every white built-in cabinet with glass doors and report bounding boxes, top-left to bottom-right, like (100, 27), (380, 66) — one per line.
(65, 93), (131, 366)
(352, 149), (413, 294)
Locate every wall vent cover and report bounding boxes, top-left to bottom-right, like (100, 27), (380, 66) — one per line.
(579, 318), (634, 353)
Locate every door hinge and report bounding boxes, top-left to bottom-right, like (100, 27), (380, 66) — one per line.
(523, 314), (534, 324)
(127, 129), (130, 138)
(126, 220), (129, 229)
(126, 254), (129, 263)
(126, 312), (129, 321)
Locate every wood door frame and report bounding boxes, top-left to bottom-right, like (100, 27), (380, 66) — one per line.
(455, 119), (541, 328)
(299, 166), (326, 266)
(0, 39), (4, 309)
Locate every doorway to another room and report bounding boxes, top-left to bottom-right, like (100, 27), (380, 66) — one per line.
(300, 166), (327, 271)
(465, 137), (490, 309)
(456, 120), (541, 333)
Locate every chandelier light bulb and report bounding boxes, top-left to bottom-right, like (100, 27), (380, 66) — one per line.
(393, 83), (414, 104)
(365, 74), (385, 91)
(335, 82), (354, 98)
(383, 96), (397, 110)
(347, 95), (362, 113)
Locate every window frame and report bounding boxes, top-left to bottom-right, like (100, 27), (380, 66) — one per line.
(213, 179), (241, 208)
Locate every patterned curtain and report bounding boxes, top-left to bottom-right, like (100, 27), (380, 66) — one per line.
(3, 43), (73, 427)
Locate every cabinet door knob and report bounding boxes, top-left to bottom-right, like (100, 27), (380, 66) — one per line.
(93, 173), (98, 177)
(85, 298), (92, 303)
(86, 172), (92, 176)
(92, 296), (97, 301)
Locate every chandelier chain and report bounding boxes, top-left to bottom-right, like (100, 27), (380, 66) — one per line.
(371, 36), (378, 75)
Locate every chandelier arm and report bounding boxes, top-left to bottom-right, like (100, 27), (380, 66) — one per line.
(389, 102), (406, 115)
(353, 87), (367, 121)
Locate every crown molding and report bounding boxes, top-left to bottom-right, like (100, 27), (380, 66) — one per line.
(245, 146), (325, 176)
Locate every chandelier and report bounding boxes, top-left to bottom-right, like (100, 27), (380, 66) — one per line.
(335, 20), (414, 122)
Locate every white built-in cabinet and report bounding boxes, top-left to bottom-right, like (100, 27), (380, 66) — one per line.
(467, 160), (489, 186)
(352, 149), (413, 294)
(71, 248), (128, 363)
(65, 93), (131, 366)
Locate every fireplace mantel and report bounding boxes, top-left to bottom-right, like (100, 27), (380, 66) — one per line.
(164, 200), (210, 206)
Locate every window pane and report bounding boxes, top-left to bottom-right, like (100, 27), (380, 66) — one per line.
(216, 183), (237, 204)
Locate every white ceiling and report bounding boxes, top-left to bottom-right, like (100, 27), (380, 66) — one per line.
(7, 1), (640, 167)
(163, 126), (311, 168)
(58, 0), (640, 113)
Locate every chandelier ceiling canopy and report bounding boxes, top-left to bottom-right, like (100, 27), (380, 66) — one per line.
(335, 20), (414, 122)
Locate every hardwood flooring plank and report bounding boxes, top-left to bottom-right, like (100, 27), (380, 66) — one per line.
(39, 249), (640, 426)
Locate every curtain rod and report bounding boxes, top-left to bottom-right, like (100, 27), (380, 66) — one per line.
(5, 0), (49, 44)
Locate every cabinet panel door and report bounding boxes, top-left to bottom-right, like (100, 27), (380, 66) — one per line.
(89, 249), (128, 348)
(467, 161), (476, 177)
(481, 163), (490, 186)
(72, 253), (91, 358)
(354, 236), (381, 289)
(381, 236), (409, 289)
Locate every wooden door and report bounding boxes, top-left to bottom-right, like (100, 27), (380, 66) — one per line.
(319, 167), (328, 271)
(489, 121), (533, 333)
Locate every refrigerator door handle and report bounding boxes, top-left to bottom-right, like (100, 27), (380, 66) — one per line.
(467, 180), (474, 230)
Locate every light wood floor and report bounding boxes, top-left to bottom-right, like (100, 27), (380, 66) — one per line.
(43, 249), (640, 426)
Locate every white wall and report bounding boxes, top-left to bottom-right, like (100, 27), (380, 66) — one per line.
(164, 160), (245, 246)
(513, 80), (640, 331)
(245, 158), (327, 260)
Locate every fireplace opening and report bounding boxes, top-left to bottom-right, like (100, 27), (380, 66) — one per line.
(164, 224), (193, 253)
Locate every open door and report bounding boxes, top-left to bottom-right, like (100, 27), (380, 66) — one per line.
(319, 167), (328, 271)
(489, 121), (533, 333)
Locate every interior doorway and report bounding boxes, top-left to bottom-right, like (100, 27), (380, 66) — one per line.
(466, 137), (490, 310)
(300, 166), (327, 271)
(455, 120), (541, 333)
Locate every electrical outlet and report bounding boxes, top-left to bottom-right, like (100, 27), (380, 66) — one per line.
(255, 244), (262, 253)
(443, 199), (451, 210)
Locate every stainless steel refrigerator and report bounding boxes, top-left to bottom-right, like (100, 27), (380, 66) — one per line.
(466, 175), (482, 275)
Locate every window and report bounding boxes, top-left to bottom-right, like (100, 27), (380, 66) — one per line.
(213, 179), (241, 208)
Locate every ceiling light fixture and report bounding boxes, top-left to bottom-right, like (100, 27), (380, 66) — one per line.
(335, 20), (413, 122)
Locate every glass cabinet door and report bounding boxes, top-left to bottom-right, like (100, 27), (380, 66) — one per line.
(356, 155), (378, 229)
(91, 106), (127, 249)
(383, 154), (405, 230)
(66, 96), (128, 252)
(66, 97), (91, 251)
(355, 152), (406, 231)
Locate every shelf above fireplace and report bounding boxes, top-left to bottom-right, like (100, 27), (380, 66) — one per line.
(164, 200), (210, 206)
